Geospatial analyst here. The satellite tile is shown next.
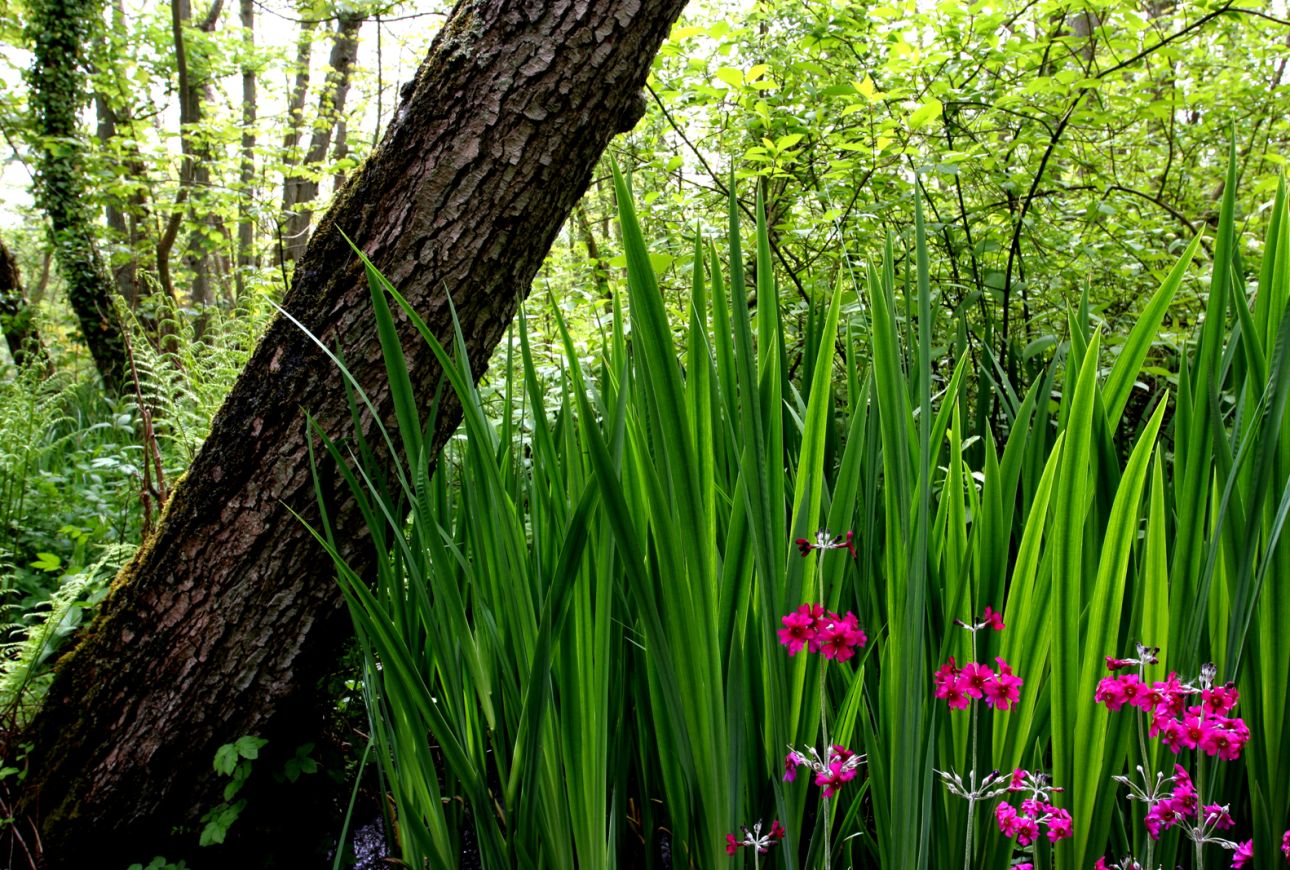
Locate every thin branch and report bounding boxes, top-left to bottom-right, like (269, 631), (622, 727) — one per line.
(999, 1), (1236, 358)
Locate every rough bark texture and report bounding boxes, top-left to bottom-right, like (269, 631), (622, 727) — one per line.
(21, 0), (687, 864)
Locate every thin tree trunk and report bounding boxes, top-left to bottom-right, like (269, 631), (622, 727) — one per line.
(0, 236), (49, 372)
(277, 11), (318, 261)
(331, 116), (348, 191)
(280, 12), (364, 262)
(25, 0), (127, 395)
(170, 0), (225, 320)
(20, 1), (687, 865)
(235, 0), (256, 301)
(93, 65), (152, 308)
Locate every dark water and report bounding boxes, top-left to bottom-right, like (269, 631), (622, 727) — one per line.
(344, 817), (389, 869)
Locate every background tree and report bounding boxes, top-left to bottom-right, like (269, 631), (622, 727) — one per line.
(0, 234), (47, 371)
(25, 0), (127, 394)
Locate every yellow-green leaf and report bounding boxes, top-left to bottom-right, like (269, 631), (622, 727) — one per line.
(855, 74), (882, 102)
(714, 67), (743, 88)
(908, 98), (943, 130)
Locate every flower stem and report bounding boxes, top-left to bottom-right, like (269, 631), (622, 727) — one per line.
(817, 548), (831, 870)
(1135, 690), (1155, 870)
(1194, 751), (1206, 870)
(964, 632), (979, 870)
(819, 658), (831, 870)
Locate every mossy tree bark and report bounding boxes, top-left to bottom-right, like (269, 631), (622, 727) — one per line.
(26, 0), (128, 395)
(0, 236), (49, 372)
(20, 0), (688, 864)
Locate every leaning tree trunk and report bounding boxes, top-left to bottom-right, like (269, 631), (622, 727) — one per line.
(20, 0), (688, 865)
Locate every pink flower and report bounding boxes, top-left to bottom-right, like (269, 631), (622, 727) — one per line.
(1233, 839), (1253, 869)
(726, 833), (739, 855)
(818, 611), (867, 661)
(1045, 807), (1073, 842)
(1008, 768), (1027, 791)
(1282, 829), (1290, 863)
(933, 658), (959, 696)
(934, 659), (972, 709)
(783, 751), (802, 782)
(814, 761), (854, 798)
(984, 660), (1024, 711)
(1013, 815), (1040, 846)
(816, 746), (860, 796)
(1202, 804), (1233, 829)
(1151, 672), (1188, 717)
(770, 820), (785, 841)
(1094, 860), (1111, 870)
(1095, 676), (1129, 710)
(995, 801), (1020, 837)
(1202, 683), (1240, 716)
(959, 661), (994, 699)
(1106, 655), (1134, 670)
(830, 744), (857, 765)
(777, 604), (822, 655)
(983, 605), (1005, 631)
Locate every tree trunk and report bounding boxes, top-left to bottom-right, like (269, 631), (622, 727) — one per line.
(235, 0), (256, 301)
(280, 12), (364, 262)
(0, 236), (49, 372)
(277, 11), (318, 262)
(19, 0), (687, 865)
(93, 36), (153, 311)
(170, 0), (227, 322)
(25, 0), (128, 395)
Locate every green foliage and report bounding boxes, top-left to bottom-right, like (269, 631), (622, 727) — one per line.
(125, 857), (190, 870)
(632, 0), (1289, 377)
(278, 742), (319, 783)
(200, 735), (267, 847)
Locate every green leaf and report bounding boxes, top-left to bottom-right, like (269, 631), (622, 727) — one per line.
(233, 735), (267, 761)
(714, 66), (743, 88)
(908, 97), (943, 129)
(30, 552), (61, 573)
(855, 74), (882, 102)
(213, 743), (240, 776)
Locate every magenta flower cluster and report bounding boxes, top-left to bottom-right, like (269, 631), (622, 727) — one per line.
(725, 819), (785, 856)
(1094, 670), (1250, 761)
(933, 654), (1023, 712)
(1133, 763), (1237, 840)
(932, 606), (1021, 710)
(777, 603), (867, 662)
(993, 769), (1073, 846)
(994, 799), (1073, 846)
(783, 744), (864, 799)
